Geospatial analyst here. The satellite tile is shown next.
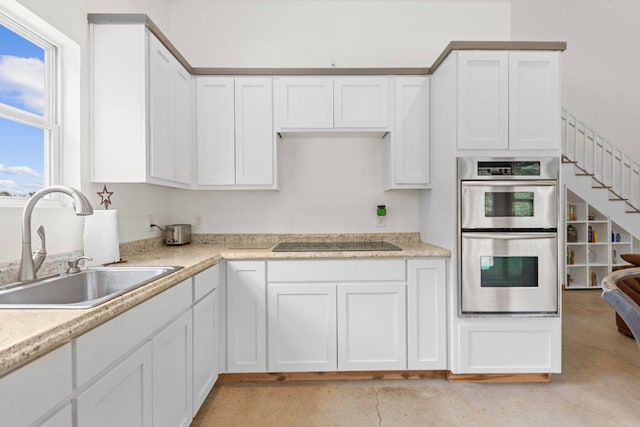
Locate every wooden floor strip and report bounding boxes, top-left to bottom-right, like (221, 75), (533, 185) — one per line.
(446, 372), (552, 383)
(217, 370), (552, 383)
(217, 370), (448, 383)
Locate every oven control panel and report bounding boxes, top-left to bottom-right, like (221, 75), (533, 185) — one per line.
(477, 161), (541, 177)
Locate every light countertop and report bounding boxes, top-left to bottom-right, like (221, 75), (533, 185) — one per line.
(0, 239), (449, 378)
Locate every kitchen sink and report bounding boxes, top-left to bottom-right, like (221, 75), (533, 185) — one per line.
(0, 266), (182, 309)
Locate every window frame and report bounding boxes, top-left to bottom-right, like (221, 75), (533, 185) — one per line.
(0, 10), (61, 205)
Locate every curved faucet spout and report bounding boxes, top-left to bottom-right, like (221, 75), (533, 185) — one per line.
(18, 185), (94, 282)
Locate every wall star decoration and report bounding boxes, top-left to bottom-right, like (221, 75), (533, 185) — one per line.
(97, 185), (114, 209)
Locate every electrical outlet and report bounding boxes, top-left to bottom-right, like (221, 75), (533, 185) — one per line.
(148, 215), (155, 233)
(194, 214), (202, 230)
(376, 216), (386, 228)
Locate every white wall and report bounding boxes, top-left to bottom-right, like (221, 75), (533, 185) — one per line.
(0, 0), (513, 262)
(511, 0), (640, 162)
(168, 0), (511, 67)
(172, 137), (420, 232)
(0, 0), (174, 263)
(167, 0), (511, 234)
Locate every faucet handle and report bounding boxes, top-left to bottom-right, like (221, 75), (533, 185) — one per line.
(66, 256), (92, 274)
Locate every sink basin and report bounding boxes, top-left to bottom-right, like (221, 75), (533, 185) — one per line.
(0, 266), (182, 309)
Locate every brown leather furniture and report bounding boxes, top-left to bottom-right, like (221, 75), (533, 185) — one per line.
(612, 254), (640, 338)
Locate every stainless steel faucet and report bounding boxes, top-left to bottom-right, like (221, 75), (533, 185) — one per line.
(18, 185), (94, 281)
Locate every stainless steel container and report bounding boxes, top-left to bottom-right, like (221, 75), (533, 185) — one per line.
(165, 224), (191, 245)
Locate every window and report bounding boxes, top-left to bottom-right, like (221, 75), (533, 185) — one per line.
(0, 14), (57, 198)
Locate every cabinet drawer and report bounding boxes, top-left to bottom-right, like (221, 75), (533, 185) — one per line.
(194, 264), (220, 301)
(0, 343), (72, 427)
(268, 259), (405, 282)
(75, 279), (192, 387)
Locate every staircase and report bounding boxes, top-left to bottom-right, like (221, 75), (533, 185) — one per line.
(561, 109), (640, 238)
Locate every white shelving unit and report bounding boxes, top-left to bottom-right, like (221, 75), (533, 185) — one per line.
(565, 188), (638, 289)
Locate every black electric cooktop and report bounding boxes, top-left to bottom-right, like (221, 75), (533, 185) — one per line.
(272, 241), (403, 252)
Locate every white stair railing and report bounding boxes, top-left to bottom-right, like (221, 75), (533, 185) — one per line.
(561, 109), (640, 212)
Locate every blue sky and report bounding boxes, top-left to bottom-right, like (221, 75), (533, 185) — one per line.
(0, 24), (45, 196)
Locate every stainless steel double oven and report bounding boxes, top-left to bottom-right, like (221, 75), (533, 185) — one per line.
(458, 157), (560, 316)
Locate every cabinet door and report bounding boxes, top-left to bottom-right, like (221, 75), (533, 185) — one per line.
(40, 403), (72, 427)
(457, 51), (509, 150)
(268, 283), (337, 372)
(152, 310), (193, 427)
(457, 318), (561, 373)
(227, 261), (267, 372)
(193, 289), (219, 414)
(196, 77), (235, 185)
(172, 61), (194, 185)
(235, 78), (274, 186)
(275, 77), (333, 128)
(334, 77), (389, 128)
(407, 259), (446, 370)
(337, 283), (407, 371)
(392, 77), (429, 186)
(91, 24), (148, 183)
(0, 343), (71, 427)
(148, 33), (175, 182)
(76, 342), (153, 427)
(509, 51), (561, 150)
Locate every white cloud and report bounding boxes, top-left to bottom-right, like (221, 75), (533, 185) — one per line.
(0, 163), (40, 177)
(0, 179), (18, 188)
(0, 55), (45, 114)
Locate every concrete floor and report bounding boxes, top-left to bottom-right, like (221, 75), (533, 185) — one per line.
(193, 290), (640, 426)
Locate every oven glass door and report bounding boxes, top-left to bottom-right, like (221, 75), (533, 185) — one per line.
(461, 232), (558, 314)
(460, 181), (557, 229)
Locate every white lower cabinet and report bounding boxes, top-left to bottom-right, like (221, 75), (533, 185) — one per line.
(152, 310), (193, 427)
(193, 288), (219, 412)
(227, 261), (267, 372)
(266, 260), (419, 373)
(0, 343), (72, 427)
(456, 318), (561, 374)
(76, 342), (153, 427)
(40, 403), (73, 427)
(71, 265), (221, 426)
(268, 283), (337, 372)
(337, 283), (407, 371)
(407, 259), (447, 369)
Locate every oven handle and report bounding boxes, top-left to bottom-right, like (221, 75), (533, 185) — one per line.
(461, 232), (557, 240)
(461, 180), (557, 187)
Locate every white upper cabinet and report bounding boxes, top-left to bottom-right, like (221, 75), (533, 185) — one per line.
(172, 63), (195, 185)
(334, 77), (389, 128)
(196, 77), (276, 189)
(235, 78), (275, 186)
(91, 24), (194, 188)
(196, 77), (235, 186)
(148, 35), (174, 182)
(457, 51), (509, 150)
(148, 35), (194, 185)
(275, 78), (334, 128)
(508, 52), (561, 150)
(457, 50), (560, 151)
(388, 76), (430, 188)
(274, 77), (390, 131)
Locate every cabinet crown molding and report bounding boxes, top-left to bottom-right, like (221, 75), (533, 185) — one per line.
(88, 14), (566, 76)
